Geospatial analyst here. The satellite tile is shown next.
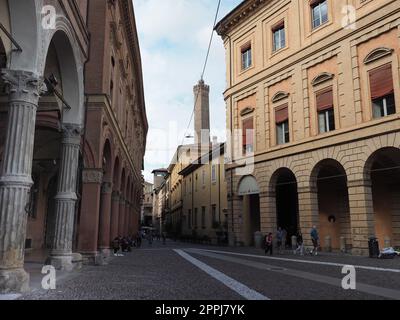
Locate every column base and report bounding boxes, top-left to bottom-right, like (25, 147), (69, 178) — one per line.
(46, 255), (74, 272)
(0, 268), (30, 294)
(351, 248), (370, 256)
(98, 248), (111, 265)
(80, 252), (103, 266)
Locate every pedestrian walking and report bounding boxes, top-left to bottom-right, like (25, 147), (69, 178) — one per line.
(310, 226), (319, 256)
(162, 232), (167, 245)
(136, 232), (142, 248)
(294, 231), (304, 255)
(276, 227), (284, 254)
(148, 231), (153, 245)
(264, 233), (273, 256)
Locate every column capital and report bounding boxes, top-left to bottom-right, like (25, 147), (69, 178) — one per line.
(347, 179), (372, 189)
(1, 69), (46, 104)
(297, 185), (318, 194)
(82, 169), (103, 184)
(61, 123), (84, 145)
(112, 190), (120, 200)
(101, 182), (113, 194)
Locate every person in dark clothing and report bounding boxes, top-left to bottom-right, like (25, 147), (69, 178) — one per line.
(112, 237), (120, 256)
(310, 226), (319, 256)
(294, 231), (304, 255)
(136, 232), (142, 248)
(120, 237), (129, 252)
(265, 233), (273, 256)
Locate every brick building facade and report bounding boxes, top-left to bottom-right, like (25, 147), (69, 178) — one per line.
(0, 0), (147, 293)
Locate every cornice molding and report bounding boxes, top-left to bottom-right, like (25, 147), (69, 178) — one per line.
(215, 0), (270, 38)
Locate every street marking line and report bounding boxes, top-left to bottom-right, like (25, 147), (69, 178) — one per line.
(197, 249), (400, 273)
(0, 294), (21, 300)
(187, 249), (400, 300)
(174, 249), (269, 301)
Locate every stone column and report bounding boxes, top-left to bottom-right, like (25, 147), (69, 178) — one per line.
(348, 179), (375, 256)
(77, 169), (102, 264)
(98, 181), (112, 257)
(47, 124), (82, 271)
(259, 191), (277, 236)
(298, 186), (319, 247)
(118, 197), (126, 236)
(124, 201), (131, 236)
(110, 191), (120, 240)
(0, 70), (44, 293)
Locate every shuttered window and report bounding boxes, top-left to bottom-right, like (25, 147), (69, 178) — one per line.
(370, 64), (396, 118)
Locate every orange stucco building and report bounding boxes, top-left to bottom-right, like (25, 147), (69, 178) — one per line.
(216, 0), (400, 255)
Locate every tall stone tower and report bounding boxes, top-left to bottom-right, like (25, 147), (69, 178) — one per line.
(193, 79), (210, 146)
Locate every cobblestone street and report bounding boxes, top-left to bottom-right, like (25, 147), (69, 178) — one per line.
(8, 240), (400, 300)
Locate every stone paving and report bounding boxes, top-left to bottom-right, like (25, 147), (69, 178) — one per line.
(2, 240), (399, 300)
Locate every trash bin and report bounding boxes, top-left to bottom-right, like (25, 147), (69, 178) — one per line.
(254, 231), (264, 249)
(368, 237), (379, 258)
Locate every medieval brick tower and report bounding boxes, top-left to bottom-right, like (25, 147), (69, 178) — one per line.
(193, 79), (210, 146)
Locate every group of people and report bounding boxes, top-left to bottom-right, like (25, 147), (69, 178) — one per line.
(264, 226), (320, 256)
(112, 232), (142, 256)
(112, 230), (168, 256)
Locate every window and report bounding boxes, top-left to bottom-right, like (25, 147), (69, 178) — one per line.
(316, 88), (335, 133)
(241, 44), (252, 70)
(275, 104), (289, 145)
(211, 165), (217, 183)
(201, 207), (206, 229)
(194, 208), (198, 229)
(242, 117), (254, 154)
(272, 22), (285, 52)
(212, 205), (217, 226)
(188, 209), (192, 229)
(369, 64), (396, 119)
(311, 0), (328, 29)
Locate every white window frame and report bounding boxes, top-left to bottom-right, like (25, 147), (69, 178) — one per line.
(276, 121), (289, 145)
(312, 0), (328, 29)
(241, 47), (252, 70)
(273, 25), (285, 52)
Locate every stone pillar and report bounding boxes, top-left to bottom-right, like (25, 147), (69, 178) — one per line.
(47, 124), (83, 271)
(110, 191), (120, 240)
(227, 195), (244, 246)
(259, 191), (277, 236)
(77, 169), (102, 264)
(0, 70), (44, 293)
(298, 186), (319, 247)
(348, 179), (375, 256)
(98, 181), (113, 258)
(118, 197), (126, 236)
(124, 201), (131, 236)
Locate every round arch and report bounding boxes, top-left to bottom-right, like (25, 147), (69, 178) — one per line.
(311, 159), (351, 252)
(43, 29), (84, 126)
(270, 167), (299, 244)
(364, 147), (400, 248)
(237, 175), (261, 246)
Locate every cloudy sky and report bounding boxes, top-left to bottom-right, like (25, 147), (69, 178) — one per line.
(134, 0), (242, 183)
